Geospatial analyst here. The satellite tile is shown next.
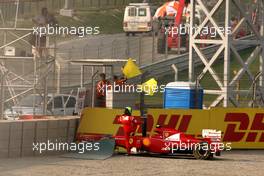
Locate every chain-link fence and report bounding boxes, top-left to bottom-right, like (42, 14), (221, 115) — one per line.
(0, 0), (263, 119)
(0, 0), (144, 20)
(57, 32), (166, 66)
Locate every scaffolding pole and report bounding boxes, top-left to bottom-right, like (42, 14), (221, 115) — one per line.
(189, 0), (264, 108)
(259, 0), (264, 89)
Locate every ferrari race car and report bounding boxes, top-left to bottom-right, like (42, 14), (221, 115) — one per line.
(77, 116), (222, 160)
(115, 125), (222, 160)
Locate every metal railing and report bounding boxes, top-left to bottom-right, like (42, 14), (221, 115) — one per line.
(140, 35), (255, 79)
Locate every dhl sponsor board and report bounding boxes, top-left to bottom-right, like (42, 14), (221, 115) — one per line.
(78, 108), (264, 149)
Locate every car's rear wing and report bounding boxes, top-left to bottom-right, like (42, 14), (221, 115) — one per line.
(202, 129), (222, 142)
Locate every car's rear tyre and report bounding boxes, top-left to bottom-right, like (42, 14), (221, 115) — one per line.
(193, 142), (211, 160)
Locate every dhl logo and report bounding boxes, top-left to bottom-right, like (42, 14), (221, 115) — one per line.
(113, 114), (192, 136)
(111, 112), (264, 143)
(223, 113), (264, 142)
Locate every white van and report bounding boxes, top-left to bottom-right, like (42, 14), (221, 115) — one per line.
(123, 3), (152, 36)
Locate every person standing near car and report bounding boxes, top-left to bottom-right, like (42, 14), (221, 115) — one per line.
(31, 7), (58, 58)
(113, 75), (127, 91)
(96, 73), (110, 107)
(118, 107), (138, 155)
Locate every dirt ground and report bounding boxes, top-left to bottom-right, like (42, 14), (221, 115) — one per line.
(0, 150), (263, 176)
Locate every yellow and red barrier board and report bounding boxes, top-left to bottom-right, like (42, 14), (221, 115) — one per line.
(210, 108), (264, 148)
(78, 108), (264, 149)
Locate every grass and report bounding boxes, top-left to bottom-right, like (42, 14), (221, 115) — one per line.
(145, 47), (259, 107)
(0, 7), (124, 42)
(57, 8), (124, 34)
(4, 6), (125, 35)
(0, 8), (125, 51)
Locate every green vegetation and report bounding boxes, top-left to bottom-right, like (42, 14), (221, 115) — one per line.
(13, 8), (124, 34)
(57, 9), (124, 34)
(145, 48), (259, 107)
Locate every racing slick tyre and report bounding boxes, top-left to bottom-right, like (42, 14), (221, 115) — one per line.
(193, 142), (211, 160)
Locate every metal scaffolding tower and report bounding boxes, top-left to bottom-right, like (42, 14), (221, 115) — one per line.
(0, 0), (56, 118)
(188, 0), (264, 108)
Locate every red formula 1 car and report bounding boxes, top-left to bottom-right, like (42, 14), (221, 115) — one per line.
(77, 115), (222, 160)
(114, 116), (222, 160)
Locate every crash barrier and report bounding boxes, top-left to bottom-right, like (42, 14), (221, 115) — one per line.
(78, 108), (264, 149)
(0, 117), (79, 158)
(139, 35), (255, 79)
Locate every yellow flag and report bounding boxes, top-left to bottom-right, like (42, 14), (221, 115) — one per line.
(140, 78), (158, 96)
(122, 58), (142, 79)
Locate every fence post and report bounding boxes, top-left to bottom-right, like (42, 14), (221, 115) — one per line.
(233, 70), (240, 103)
(85, 44), (89, 57)
(43, 72), (48, 115)
(0, 73), (5, 120)
(165, 30), (168, 59)
(91, 70), (99, 108)
(140, 72), (146, 137)
(126, 36), (130, 58)
(112, 40), (116, 58)
(252, 72), (262, 108)
(177, 35), (181, 55)
(82, 45), (86, 58)
(171, 64), (178, 81)
(97, 41), (103, 58)
(139, 35), (142, 65)
(64, 0), (74, 9)
(36, 0), (39, 14)
(152, 30), (155, 63)
(52, 0), (55, 10)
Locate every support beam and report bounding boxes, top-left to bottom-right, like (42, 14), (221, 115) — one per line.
(80, 65), (84, 88)
(193, 44), (224, 89)
(0, 33), (31, 49)
(188, 0), (263, 108)
(194, 0), (224, 39)
(223, 0), (231, 107)
(232, 0), (261, 39)
(0, 73), (5, 119)
(229, 46), (260, 87)
(259, 0), (264, 90)
(56, 62), (61, 94)
(188, 0), (195, 81)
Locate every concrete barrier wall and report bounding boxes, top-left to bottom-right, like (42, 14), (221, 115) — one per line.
(0, 117), (79, 158)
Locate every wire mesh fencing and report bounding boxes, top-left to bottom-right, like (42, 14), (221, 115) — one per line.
(0, 0), (143, 20)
